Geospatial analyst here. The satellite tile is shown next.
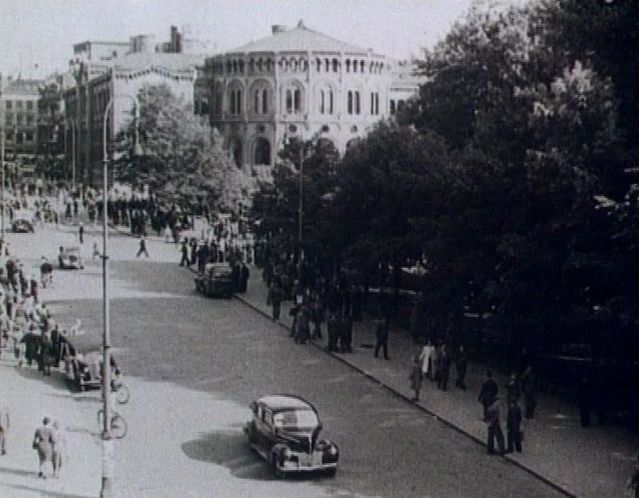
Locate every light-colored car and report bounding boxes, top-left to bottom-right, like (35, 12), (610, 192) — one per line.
(58, 246), (84, 269)
(244, 394), (339, 478)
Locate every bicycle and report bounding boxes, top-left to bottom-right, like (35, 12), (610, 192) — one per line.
(97, 408), (128, 439)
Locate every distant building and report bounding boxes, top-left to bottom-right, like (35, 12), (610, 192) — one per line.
(205, 20), (421, 174)
(1, 76), (44, 160)
(63, 26), (206, 186)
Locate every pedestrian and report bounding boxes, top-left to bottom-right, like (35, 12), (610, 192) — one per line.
(373, 316), (390, 360)
(409, 352), (423, 402)
(32, 417), (54, 478)
(231, 262), (241, 293)
(577, 375), (592, 427)
(92, 241), (101, 260)
(437, 344), (451, 390)
(179, 239), (189, 266)
(0, 405), (9, 455)
(51, 421), (66, 478)
(267, 282), (283, 321)
(310, 294), (324, 339)
(294, 305), (311, 344)
(624, 456), (639, 498)
(136, 236), (149, 258)
(239, 263), (250, 293)
(419, 340), (434, 380)
(478, 369), (498, 421)
(486, 396), (505, 455)
(326, 311), (339, 352)
(505, 372), (521, 404)
(339, 314), (353, 353)
(78, 223), (84, 244)
(455, 344), (468, 390)
(521, 365), (537, 419)
(431, 342), (441, 384)
(506, 399), (523, 453)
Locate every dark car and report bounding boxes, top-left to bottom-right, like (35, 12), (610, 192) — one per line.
(194, 262), (234, 298)
(12, 209), (35, 233)
(244, 394), (339, 478)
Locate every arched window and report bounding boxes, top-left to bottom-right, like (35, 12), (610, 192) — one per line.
(355, 91), (361, 114)
(360, 60), (365, 72)
(316, 59), (321, 72)
(257, 59), (263, 72)
(320, 90), (325, 114)
(294, 89), (301, 112)
(325, 59), (330, 72)
(345, 59), (351, 73)
(254, 90), (260, 114)
(286, 89), (293, 114)
(332, 59), (339, 72)
(231, 139), (243, 165)
(254, 137), (271, 165)
(390, 100), (396, 115)
(262, 88), (268, 114)
(266, 59), (273, 72)
(347, 91), (353, 114)
(236, 89), (242, 114)
(228, 84), (243, 115)
(329, 90), (334, 114)
(353, 61), (357, 73)
(375, 93), (379, 115)
(284, 83), (303, 114)
(370, 92), (380, 115)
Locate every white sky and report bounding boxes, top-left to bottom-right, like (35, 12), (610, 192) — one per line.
(0, 0), (524, 78)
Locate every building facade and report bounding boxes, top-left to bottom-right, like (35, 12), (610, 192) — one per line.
(63, 27), (205, 186)
(1, 76), (44, 161)
(205, 21), (420, 172)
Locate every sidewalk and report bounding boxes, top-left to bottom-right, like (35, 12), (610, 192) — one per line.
(235, 265), (639, 498)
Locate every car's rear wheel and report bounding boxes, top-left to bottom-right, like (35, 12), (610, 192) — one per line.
(326, 467), (337, 477)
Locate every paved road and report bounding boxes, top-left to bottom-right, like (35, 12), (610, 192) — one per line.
(24, 226), (565, 497)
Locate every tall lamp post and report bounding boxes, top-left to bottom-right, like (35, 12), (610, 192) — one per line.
(1, 102), (5, 243)
(67, 118), (76, 192)
(100, 94), (140, 498)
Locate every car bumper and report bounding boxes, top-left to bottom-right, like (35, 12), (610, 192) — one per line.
(280, 461), (337, 473)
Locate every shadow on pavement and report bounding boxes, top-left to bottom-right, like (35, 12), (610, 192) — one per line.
(13, 366), (69, 392)
(181, 430), (272, 481)
(0, 466), (39, 478)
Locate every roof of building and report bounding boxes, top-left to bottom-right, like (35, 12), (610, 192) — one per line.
(227, 20), (370, 55)
(108, 51), (206, 72)
(1, 78), (44, 97)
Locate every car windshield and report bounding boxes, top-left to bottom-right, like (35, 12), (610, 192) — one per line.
(273, 409), (318, 430)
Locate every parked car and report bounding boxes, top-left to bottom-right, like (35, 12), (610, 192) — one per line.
(194, 262), (234, 298)
(12, 209), (35, 233)
(244, 394), (339, 478)
(58, 246), (84, 269)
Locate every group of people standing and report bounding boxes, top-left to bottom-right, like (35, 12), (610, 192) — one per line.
(478, 366), (537, 455)
(409, 342), (469, 402)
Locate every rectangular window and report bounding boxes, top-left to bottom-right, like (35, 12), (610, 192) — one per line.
(375, 93), (379, 115)
(26, 101), (33, 110)
(329, 91), (334, 114)
(347, 91), (353, 114)
(286, 90), (293, 114)
(370, 93), (374, 114)
(25, 131), (34, 142)
(5, 101), (12, 110)
(355, 92), (361, 115)
(16, 114), (23, 125)
(16, 101), (23, 109)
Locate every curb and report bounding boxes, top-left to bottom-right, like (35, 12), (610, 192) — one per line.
(233, 292), (575, 498)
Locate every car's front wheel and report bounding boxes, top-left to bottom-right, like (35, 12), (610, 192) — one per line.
(325, 467), (337, 477)
(272, 455), (285, 479)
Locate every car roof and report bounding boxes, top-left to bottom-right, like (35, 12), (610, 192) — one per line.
(257, 394), (316, 412)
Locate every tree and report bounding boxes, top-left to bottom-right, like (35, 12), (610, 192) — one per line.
(116, 84), (253, 212)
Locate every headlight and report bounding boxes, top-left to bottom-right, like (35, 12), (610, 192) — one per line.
(283, 448), (292, 458)
(328, 445), (337, 455)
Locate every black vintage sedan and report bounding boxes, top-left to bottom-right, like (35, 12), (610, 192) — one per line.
(244, 394), (339, 478)
(194, 262), (234, 298)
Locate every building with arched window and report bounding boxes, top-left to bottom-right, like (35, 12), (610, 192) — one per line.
(205, 20), (420, 174)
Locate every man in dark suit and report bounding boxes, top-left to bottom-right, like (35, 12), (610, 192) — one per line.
(373, 317), (389, 360)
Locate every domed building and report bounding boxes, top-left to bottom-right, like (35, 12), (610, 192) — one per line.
(205, 20), (419, 173)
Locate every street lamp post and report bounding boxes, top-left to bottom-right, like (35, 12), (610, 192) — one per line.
(100, 94), (139, 498)
(298, 142), (304, 287)
(1, 107), (5, 243)
(67, 118), (76, 192)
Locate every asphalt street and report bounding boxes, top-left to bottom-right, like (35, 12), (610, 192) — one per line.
(30, 227), (565, 498)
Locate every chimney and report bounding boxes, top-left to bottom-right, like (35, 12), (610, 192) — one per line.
(271, 25), (287, 35)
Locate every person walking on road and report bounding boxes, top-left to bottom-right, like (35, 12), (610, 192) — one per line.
(437, 344), (451, 391)
(179, 239), (190, 267)
(478, 370), (498, 421)
(0, 406), (9, 455)
(136, 236), (149, 258)
(506, 399), (523, 453)
(505, 371), (522, 404)
(78, 223), (84, 244)
(239, 263), (250, 293)
(32, 417), (54, 478)
(51, 421), (66, 478)
(373, 317), (390, 360)
(409, 352), (423, 402)
(486, 396), (505, 455)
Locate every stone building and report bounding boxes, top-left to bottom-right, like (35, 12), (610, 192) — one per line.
(63, 27), (205, 186)
(1, 76), (44, 161)
(205, 20), (420, 173)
